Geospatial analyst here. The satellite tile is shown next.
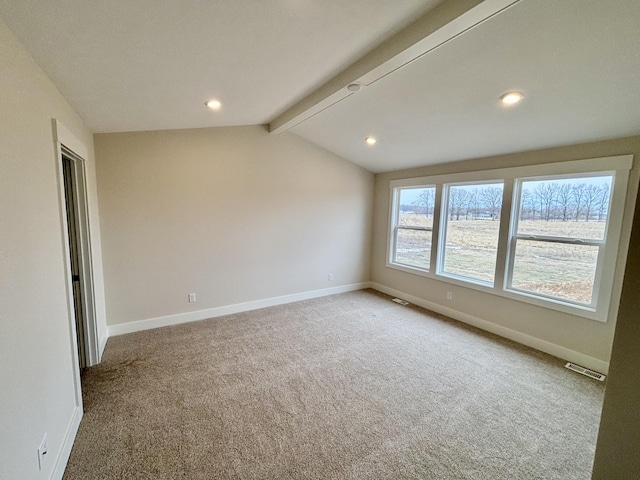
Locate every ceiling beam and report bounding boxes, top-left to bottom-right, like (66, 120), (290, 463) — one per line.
(268, 0), (521, 135)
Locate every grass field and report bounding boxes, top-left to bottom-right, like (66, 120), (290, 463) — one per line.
(395, 212), (603, 303)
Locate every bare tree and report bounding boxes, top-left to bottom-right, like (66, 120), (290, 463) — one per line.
(479, 186), (502, 220)
(583, 184), (601, 222)
(571, 183), (587, 221)
(597, 183), (610, 222)
(556, 184), (574, 221)
(467, 188), (480, 219)
(449, 188), (470, 220)
(412, 189), (435, 218)
(535, 182), (559, 221)
(521, 189), (536, 220)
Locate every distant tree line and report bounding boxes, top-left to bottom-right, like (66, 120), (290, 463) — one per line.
(400, 181), (610, 222)
(401, 187), (503, 221)
(520, 181), (609, 222)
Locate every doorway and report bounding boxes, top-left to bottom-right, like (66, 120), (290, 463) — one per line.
(60, 147), (99, 368)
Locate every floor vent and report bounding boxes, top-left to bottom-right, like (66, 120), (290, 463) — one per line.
(565, 363), (606, 382)
(391, 298), (409, 306)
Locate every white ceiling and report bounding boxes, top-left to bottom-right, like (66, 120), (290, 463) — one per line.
(1, 0), (639, 172)
(0, 0), (441, 133)
(290, 0), (640, 171)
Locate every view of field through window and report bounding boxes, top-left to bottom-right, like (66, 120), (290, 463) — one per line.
(442, 182), (503, 284)
(393, 174), (613, 305)
(394, 187), (434, 269)
(510, 175), (612, 304)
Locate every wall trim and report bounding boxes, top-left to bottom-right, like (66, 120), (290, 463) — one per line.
(108, 282), (372, 336)
(51, 405), (82, 480)
(370, 282), (610, 374)
(98, 329), (109, 359)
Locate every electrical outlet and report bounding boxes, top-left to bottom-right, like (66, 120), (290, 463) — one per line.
(328, 273), (334, 281)
(446, 291), (453, 300)
(37, 434), (48, 471)
(188, 293), (196, 303)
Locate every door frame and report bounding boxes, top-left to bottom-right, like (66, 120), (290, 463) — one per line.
(53, 119), (100, 374)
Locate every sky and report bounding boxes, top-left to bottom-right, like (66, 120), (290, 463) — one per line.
(398, 175), (612, 205)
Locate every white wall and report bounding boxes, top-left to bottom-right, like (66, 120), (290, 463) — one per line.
(371, 136), (640, 371)
(95, 126), (374, 328)
(0, 17), (106, 480)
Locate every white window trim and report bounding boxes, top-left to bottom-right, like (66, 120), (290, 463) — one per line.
(387, 154), (633, 322)
(390, 185), (436, 272)
(437, 179), (505, 287)
(504, 171), (614, 312)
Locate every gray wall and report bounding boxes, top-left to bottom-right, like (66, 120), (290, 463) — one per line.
(592, 186), (640, 479)
(94, 126), (374, 326)
(0, 17), (106, 479)
(371, 136), (640, 369)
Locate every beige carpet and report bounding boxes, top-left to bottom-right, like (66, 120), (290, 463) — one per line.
(64, 289), (604, 479)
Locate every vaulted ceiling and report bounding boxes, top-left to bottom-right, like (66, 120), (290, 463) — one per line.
(1, 0), (639, 172)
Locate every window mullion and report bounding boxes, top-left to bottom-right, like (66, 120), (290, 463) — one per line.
(388, 187), (400, 266)
(431, 183), (444, 274)
(392, 226), (399, 264)
(494, 178), (514, 291)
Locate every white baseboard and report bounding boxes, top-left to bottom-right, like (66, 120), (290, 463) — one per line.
(108, 282), (372, 337)
(370, 282), (609, 375)
(51, 405), (82, 480)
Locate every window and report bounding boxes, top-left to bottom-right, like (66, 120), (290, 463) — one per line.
(387, 155), (633, 321)
(440, 182), (503, 285)
(507, 174), (613, 306)
(391, 187), (435, 271)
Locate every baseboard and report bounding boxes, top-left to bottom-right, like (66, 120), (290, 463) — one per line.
(51, 405), (82, 480)
(108, 282), (372, 337)
(370, 282), (610, 375)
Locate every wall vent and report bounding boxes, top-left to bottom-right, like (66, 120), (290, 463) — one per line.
(391, 298), (409, 306)
(565, 362), (606, 381)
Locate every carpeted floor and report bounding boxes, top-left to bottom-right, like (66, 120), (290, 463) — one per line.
(63, 289), (605, 479)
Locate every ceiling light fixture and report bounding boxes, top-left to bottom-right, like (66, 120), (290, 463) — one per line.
(205, 99), (222, 110)
(365, 136), (377, 146)
(499, 91), (524, 105)
(347, 83), (361, 92)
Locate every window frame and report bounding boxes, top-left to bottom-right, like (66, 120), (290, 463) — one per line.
(437, 179), (506, 288)
(504, 172), (614, 310)
(386, 155), (633, 322)
(390, 186), (437, 272)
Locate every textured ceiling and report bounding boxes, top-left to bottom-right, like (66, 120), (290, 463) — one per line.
(290, 0), (640, 171)
(0, 0), (440, 132)
(0, 0), (639, 172)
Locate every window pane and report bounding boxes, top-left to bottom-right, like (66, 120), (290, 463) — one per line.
(442, 183), (503, 284)
(511, 240), (598, 304)
(518, 175), (612, 240)
(395, 229), (431, 270)
(393, 186), (435, 270)
(398, 187), (435, 229)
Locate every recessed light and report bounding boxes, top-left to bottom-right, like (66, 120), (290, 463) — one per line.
(365, 136), (377, 145)
(205, 99), (222, 110)
(499, 91), (524, 105)
(347, 83), (361, 92)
